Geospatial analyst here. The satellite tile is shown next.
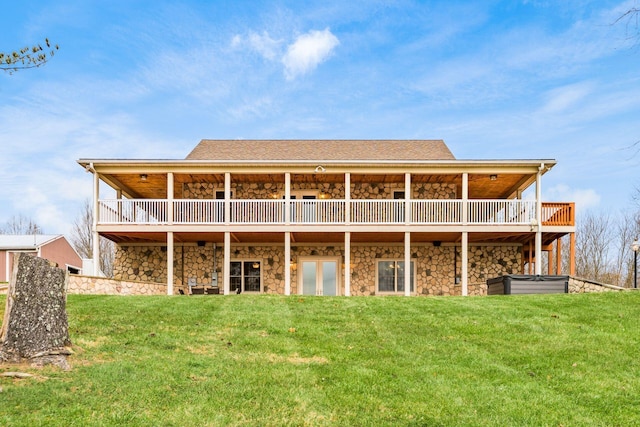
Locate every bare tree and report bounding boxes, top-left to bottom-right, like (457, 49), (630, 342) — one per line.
(574, 211), (613, 282)
(70, 199), (114, 277)
(1, 39), (59, 74)
(607, 211), (640, 287)
(0, 214), (43, 235)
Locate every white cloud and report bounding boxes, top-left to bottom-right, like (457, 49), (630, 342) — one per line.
(232, 31), (282, 60)
(546, 184), (601, 211)
(539, 82), (594, 114)
(282, 28), (339, 80)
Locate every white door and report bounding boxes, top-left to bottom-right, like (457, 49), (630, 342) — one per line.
(300, 259), (338, 296)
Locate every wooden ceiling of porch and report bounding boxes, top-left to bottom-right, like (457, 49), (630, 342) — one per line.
(100, 230), (569, 246)
(103, 172), (530, 200)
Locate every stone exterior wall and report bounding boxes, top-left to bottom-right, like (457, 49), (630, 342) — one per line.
(568, 277), (625, 293)
(67, 275), (166, 295)
(112, 243), (520, 296)
(181, 182), (456, 200)
(113, 246), (169, 285)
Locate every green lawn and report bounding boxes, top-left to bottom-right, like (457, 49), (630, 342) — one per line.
(1, 292), (639, 426)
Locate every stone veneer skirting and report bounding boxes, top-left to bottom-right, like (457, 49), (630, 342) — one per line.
(113, 243), (521, 296)
(65, 274), (627, 296)
(568, 277), (625, 293)
(67, 275), (166, 295)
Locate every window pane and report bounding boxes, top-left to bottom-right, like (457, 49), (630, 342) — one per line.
(322, 261), (337, 296)
(302, 262), (317, 295)
(230, 262), (241, 277)
(378, 261), (396, 292)
(244, 277), (261, 292)
(244, 261), (260, 276)
(230, 277), (241, 293)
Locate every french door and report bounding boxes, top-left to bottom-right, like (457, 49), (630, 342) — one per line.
(299, 258), (339, 296)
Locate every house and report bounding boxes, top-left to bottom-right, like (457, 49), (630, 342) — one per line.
(77, 139), (575, 296)
(0, 234), (83, 282)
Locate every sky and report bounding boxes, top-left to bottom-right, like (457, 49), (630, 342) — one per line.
(1, 0), (639, 237)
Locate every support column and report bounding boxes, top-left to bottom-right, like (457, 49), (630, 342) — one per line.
(224, 173), (231, 225)
(345, 232), (351, 296)
(404, 231), (411, 296)
(167, 172), (174, 225)
(528, 240), (533, 274)
(461, 232), (468, 296)
(345, 173), (351, 225)
(556, 238), (563, 275)
(116, 189), (122, 222)
(535, 165), (543, 275)
(284, 232), (291, 295)
(405, 173), (411, 225)
(461, 173), (468, 296)
(92, 170), (100, 276)
(167, 231), (174, 295)
(569, 232), (576, 276)
(285, 173), (291, 225)
(224, 232), (231, 295)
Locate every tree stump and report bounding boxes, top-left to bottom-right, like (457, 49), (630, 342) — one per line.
(0, 253), (72, 370)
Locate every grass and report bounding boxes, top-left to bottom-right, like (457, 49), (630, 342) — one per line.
(1, 292), (640, 426)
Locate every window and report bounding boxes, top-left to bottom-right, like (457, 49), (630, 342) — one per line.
(393, 190), (405, 199)
(215, 190), (234, 199)
(377, 260), (414, 293)
(230, 260), (261, 293)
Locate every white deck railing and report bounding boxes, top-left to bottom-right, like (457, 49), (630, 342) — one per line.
(99, 199), (168, 224)
(98, 199), (559, 226)
(467, 200), (536, 225)
(231, 200), (285, 224)
(290, 200), (345, 224)
(350, 200), (404, 224)
(174, 200), (223, 224)
(412, 200), (462, 224)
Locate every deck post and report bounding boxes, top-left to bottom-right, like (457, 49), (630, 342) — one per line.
(405, 173), (411, 225)
(534, 165), (543, 275)
(167, 172), (174, 225)
(223, 232), (231, 295)
(284, 231), (291, 295)
(461, 232), (468, 296)
(167, 231), (174, 295)
(224, 173), (231, 225)
(345, 231), (351, 296)
(404, 231), (411, 296)
(345, 173), (350, 225)
(556, 238), (563, 275)
(285, 173), (291, 225)
(569, 232), (576, 276)
(461, 173), (468, 296)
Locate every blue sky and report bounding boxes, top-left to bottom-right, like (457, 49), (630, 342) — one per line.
(1, 0), (639, 236)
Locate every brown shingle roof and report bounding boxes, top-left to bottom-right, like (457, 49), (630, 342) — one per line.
(185, 140), (455, 161)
